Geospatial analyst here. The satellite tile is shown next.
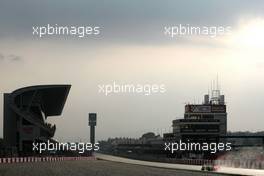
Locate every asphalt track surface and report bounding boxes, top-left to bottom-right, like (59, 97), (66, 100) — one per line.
(96, 154), (264, 176)
(0, 160), (230, 176)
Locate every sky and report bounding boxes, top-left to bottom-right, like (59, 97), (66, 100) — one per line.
(0, 0), (264, 142)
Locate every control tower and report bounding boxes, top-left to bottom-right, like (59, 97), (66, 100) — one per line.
(88, 113), (97, 147)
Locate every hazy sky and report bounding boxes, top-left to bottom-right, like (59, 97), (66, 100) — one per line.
(0, 0), (264, 142)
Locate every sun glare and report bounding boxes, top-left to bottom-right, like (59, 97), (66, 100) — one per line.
(231, 19), (264, 49)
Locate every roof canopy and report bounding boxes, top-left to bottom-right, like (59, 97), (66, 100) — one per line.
(11, 85), (71, 116)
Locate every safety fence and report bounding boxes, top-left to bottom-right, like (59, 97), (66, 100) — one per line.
(214, 159), (264, 170)
(164, 158), (212, 165)
(164, 158), (264, 169)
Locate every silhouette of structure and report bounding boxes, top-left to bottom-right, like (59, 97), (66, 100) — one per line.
(88, 113), (97, 148)
(164, 88), (227, 143)
(164, 86), (227, 158)
(3, 85), (71, 155)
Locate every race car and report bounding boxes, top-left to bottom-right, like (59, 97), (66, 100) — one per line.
(201, 163), (220, 171)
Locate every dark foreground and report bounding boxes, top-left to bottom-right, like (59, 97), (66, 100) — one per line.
(0, 160), (230, 176)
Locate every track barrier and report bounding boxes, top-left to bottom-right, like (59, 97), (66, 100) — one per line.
(0, 156), (96, 164)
